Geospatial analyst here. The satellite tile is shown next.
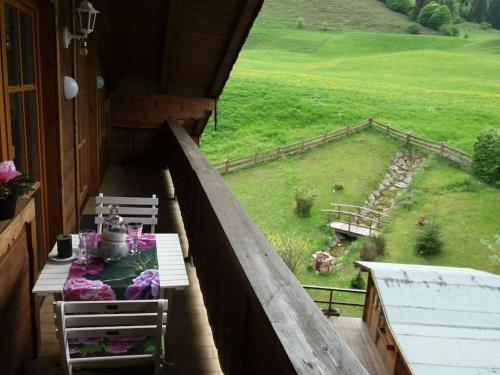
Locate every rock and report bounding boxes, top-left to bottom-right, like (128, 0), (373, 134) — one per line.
(382, 179), (392, 187)
(368, 194), (376, 203)
(373, 190), (381, 198)
(395, 181), (408, 189)
(404, 175), (413, 184)
(389, 186), (397, 192)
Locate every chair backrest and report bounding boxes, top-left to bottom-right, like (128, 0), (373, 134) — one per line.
(55, 299), (167, 375)
(95, 193), (159, 234)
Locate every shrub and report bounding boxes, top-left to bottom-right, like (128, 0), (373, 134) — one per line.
(333, 183), (344, 191)
(419, 2), (451, 29)
(415, 219), (443, 256)
(396, 193), (419, 210)
(321, 22), (328, 31)
(472, 129), (500, 186)
(359, 235), (386, 261)
(350, 272), (366, 290)
(386, 0), (412, 14)
(296, 17), (305, 29)
(464, 33), (469, 39)
(268, 232), (310, 275)
(407, 22), (422, 34)
(480, 21), (492, 30)
(295, 187), (316, 216)
(439, 23), (460, 36)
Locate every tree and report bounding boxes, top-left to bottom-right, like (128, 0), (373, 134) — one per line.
(268, 232), (310, 275)
(472, 129), (500, 186)
(387, 0), (413, 14)
(413, 0), (432, 19)
(416, 219), (444, 256)
(469, 0), (488, 22)
(488, 0), (500, 29)
(419, 2), (452, 29)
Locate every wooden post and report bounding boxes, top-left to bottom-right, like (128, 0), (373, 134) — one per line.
(323, 133), (327, 143)
(368, 118), (373, 126)
(301, 140), (305, 152)
(254, 152), (258, 165)
(406, 132), (411, 145)
(386, 124), (390, 134)
(347, 125), (351, 135)
(348, 214), (351, 232)
(329, 289), (334, 315)
(440, 142), (445, 156)
(277, 146), (281, 157)
(225, 159), (229, 173)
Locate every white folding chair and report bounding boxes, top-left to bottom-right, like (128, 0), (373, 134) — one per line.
(95, 193), (159, 233)
(55, 299), (167, 375)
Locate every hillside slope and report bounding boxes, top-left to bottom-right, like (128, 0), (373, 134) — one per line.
(255, 0), (426, 33)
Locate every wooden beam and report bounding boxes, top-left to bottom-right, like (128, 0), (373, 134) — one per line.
(160, 0), (178, 93)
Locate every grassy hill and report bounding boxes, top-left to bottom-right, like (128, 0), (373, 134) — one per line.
(201, 27), (500, 163)
(254, 0), (425, 33)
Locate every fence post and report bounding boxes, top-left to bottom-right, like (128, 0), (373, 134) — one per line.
(301, 139), (305, 152)
(347, 125), (351, 135)
(368, 118), (373, 126)
(323, 132), (327, 144)
(254, 152), (258, 165)
(406, 132), (411, 145)
(329, 289), (334, 315)
(277, 146), (281, 157)
(224, 159), (229, 173)
(440, 142), (445, 156)
(386, 124), (390, 134)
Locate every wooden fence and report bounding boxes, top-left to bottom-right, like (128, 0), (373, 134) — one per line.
(371, 119), (472, 167)
(213, 118), (472, 174)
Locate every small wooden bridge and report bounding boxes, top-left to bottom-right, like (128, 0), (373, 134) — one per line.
(323, 204), (389, 237)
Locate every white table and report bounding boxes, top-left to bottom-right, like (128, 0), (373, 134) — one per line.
(32, 233), (189, 302)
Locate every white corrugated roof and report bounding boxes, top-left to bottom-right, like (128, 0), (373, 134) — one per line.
(356, 262), (500, 375)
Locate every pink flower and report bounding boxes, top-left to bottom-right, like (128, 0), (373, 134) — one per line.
(105, 340), (134, 354)
(0, 161), (21, 183)
(69, 337), (101, 345)
(124, 269), (159, 300)
(69, 345), (80, 355)
(68, 257), (104, 278)
(64, 277), (116, 301)
(85, 257), (104, 275)
(108, 336), (146, 342)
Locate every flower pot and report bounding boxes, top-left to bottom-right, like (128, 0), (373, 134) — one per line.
(0, 196), (17, 220)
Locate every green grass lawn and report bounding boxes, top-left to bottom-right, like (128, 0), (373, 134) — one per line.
(254, 0), (430, 33)
(201, 27), (500, 163)
(384, 157), (500, 274)
(224, 131), (500, 315)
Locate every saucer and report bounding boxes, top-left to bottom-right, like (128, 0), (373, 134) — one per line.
(48, 249), (80, 263)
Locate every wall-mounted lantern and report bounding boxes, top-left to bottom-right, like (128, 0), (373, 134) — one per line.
(64, 76), (79, 100)
(62, 1), (99, 55)
(96, 75), (105, 90)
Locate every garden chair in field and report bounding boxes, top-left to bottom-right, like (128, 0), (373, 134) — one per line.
(55, 299), (167, 375)
(95, 193), (159, 233)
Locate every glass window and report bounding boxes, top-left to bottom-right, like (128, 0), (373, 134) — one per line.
(9, 92), (26, 172)
(20, 12), (35, 85)
(24, 91), (39, 179)
(5, 4), (21, 86)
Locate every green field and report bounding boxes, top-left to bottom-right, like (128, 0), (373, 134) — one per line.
(201, 4), (500, 308)
(201, 27), (500, 163)
(225, 131), (500, 313)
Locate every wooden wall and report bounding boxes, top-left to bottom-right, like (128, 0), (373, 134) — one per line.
(0, 199), (38, 375)
(362, 274), (412, 375)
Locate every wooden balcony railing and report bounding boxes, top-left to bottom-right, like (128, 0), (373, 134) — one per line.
(303, 285), (366, 317)
(166, 122), (368, 374)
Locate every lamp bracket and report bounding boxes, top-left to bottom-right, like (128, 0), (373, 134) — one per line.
(63, 26), (87, 49)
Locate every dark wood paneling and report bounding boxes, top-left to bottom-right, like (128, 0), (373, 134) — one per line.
(167, 122), (368, 375)
(0, 199), (38, 375)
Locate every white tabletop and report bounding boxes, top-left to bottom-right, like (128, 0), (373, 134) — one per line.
(32, 233), (189, 296)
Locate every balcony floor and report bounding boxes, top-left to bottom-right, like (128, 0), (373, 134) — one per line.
(30, 165), (223, 374)
(328, 316), (388, 375)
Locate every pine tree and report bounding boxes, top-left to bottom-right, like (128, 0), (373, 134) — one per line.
(489, 0), (500, 29)
(469, 0), (489, 22)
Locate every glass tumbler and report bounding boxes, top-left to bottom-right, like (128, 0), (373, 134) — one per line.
(127, 222), (143, 255)
(78, 229), (96, 265)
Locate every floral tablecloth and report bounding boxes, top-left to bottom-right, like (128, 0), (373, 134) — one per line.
(63, 233), (159, 301)
(63, 234), (160, 358)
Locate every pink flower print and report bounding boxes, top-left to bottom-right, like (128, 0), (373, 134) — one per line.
(64, 277), (116, 301)
(124, 269), (159, 300)
(105, 340), (134, 354)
